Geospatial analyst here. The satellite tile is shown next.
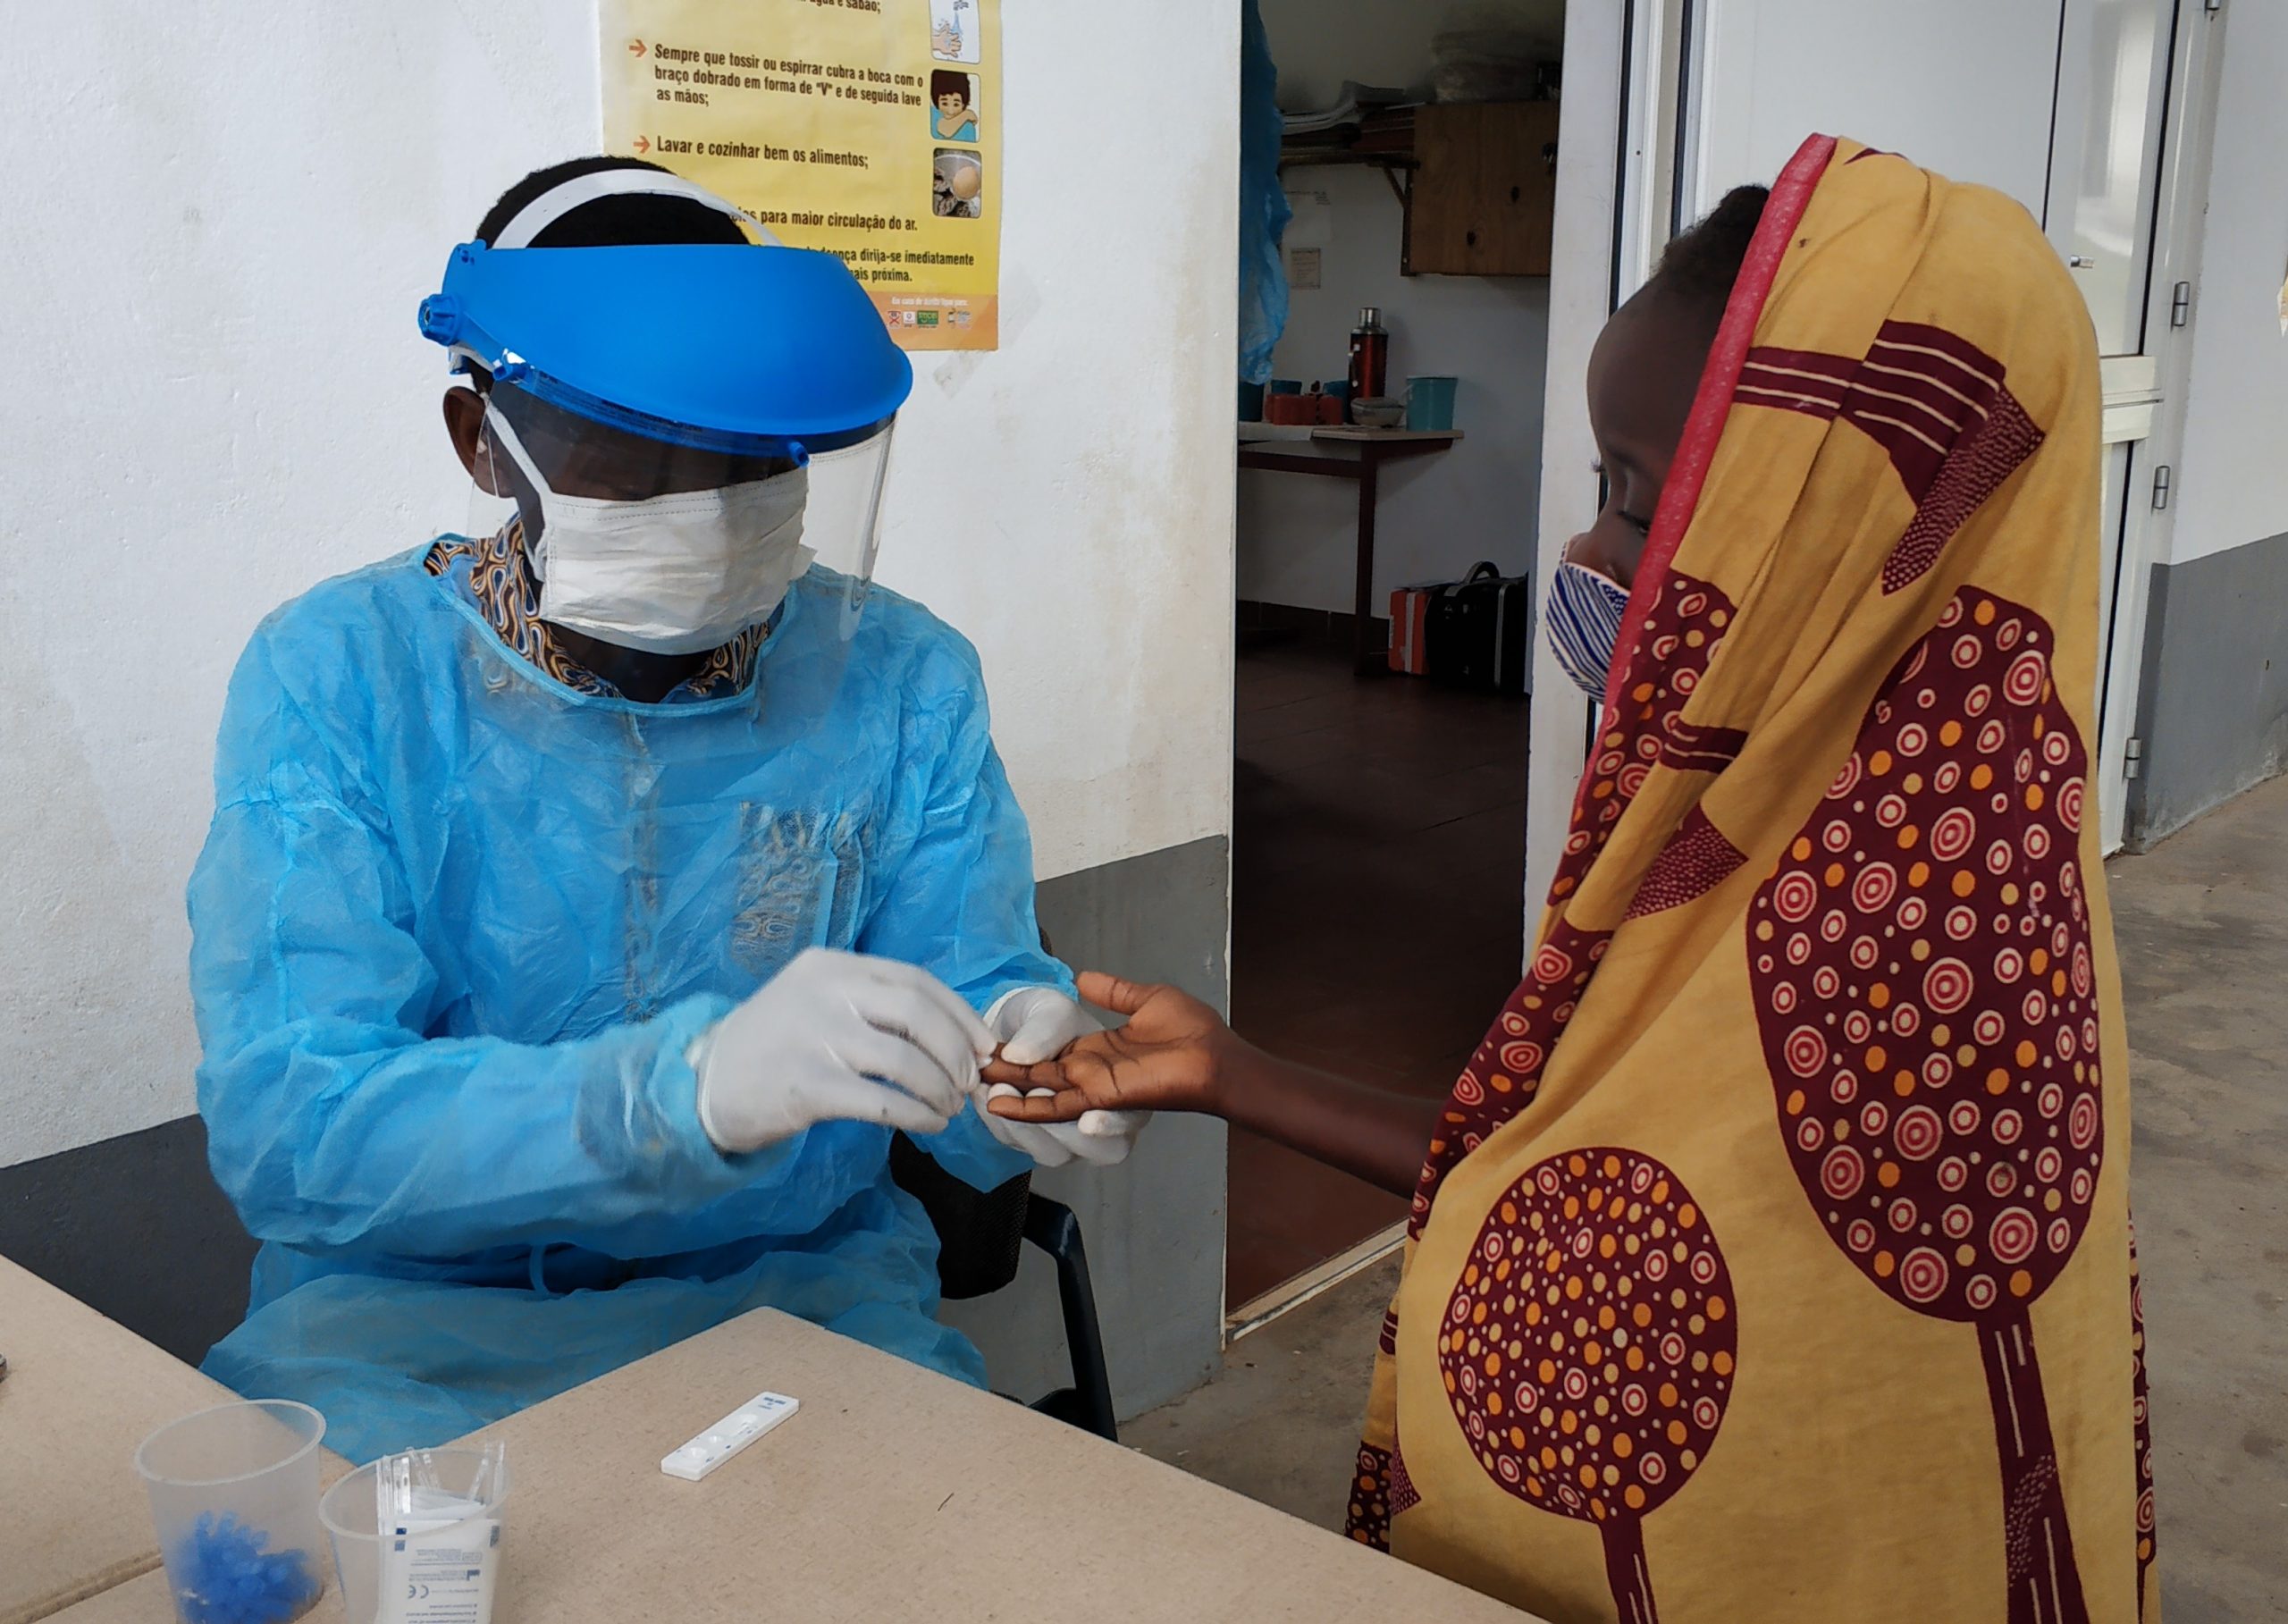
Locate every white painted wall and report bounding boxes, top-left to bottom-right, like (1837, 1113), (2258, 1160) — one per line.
(2161, 0), (2288, 566)
(0, 2), (1237, 1168)
(1244, 0), (1560, 613)
(1239, 169), (1551, 610)
(1687, 0), (2063, 223)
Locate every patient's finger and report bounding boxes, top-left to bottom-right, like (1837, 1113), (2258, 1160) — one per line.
(986, 1084), (1092, 1123)
(981, 1056), (1074, 1089)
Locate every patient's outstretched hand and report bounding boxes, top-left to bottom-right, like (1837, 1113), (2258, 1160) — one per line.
(983, 972), (1232, 1121)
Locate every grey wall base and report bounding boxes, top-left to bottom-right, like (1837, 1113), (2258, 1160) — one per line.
(0, 834), (1232, 1422)
(944, 833), (1232, 1421)
(2130, 533), (2288, 847)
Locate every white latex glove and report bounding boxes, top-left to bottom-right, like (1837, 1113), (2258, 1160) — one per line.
(979, 987), (1150, 1169)
(690, 948), (995, 1155)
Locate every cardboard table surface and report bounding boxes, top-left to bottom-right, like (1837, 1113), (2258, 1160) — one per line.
(0, 1257), (243, 1624)
(0, 1257), (351, 1624)
(433, 1306), (1534, 1624)
(38, 1300), (1537, 1623)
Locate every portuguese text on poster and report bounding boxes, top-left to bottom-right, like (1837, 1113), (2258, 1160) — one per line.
(601, 0), (999, 350)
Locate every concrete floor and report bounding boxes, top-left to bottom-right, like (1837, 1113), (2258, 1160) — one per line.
(1134, 772), (2288, 1620)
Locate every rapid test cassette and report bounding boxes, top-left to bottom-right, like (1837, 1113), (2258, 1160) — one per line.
(660, 1392), (800, 1482)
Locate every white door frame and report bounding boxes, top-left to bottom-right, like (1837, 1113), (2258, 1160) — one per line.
(2090, 0), (2228, 849)
(1524, 0), (1682, 921)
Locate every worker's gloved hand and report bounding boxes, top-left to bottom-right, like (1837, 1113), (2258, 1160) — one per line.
(977, 988), (1149, 1168)
(690, 949), (997, 1155)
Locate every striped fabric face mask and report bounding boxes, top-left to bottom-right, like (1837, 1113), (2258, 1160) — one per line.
(1544, 560), (1633, 701)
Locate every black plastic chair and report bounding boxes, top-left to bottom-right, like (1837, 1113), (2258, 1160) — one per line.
(887, 1131), (1118, 1441)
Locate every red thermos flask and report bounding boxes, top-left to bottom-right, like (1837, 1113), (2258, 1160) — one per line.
(1347, 307), (1389, 401)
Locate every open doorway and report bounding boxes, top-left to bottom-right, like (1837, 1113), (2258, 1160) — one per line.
(1228, 2), (1563, 1325)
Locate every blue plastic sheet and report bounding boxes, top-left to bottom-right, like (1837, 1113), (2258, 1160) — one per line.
(1238, 0), (1293, 387)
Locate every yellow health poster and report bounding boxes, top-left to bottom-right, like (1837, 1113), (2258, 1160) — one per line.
(601, 0), (999, 349)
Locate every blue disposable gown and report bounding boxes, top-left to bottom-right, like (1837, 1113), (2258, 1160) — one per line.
(189, 547), (1063, 1463)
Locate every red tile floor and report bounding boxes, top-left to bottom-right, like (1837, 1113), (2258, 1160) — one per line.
(1225, 631), (1531, 1308)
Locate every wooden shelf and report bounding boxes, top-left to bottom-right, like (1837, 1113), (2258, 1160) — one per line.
(1280, 102), (1559, 279)
(1278, 105), (1419, 171)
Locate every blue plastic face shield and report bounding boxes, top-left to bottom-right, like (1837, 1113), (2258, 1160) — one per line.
(486, 383), (806, 501)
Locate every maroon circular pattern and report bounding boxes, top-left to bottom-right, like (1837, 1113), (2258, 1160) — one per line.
(1989, 1207), (2039, 1264)
(1417, 918), (1611, 1236)
(1440, 1149), (1735, 1525)
(1552, 572), (1737, 905)
(1747, 589), (2103, 1323)
(1898, 1246), (1949, 1304)
(1895, 1105), (1945, 1158)
(1930, 807), (1977, 862)
(1923, 957), (1975, 1014)
(2059, 778), (2085, 831)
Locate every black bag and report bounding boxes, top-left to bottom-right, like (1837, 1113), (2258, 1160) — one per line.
(1426, 561), (1532, 695)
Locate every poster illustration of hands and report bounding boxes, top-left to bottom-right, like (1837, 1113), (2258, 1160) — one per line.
(601, 0), (999, 349)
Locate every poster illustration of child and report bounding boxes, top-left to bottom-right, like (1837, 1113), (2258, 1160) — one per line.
(930, 72), (979, 142)
(930, 0), (980, 63)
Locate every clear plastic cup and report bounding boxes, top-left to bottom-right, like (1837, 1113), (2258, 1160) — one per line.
(319, 1451), (510, 1624)
(135, 1399), (328, 1624)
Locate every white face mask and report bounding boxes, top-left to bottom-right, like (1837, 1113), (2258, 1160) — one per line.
(486, 414), (815, 657)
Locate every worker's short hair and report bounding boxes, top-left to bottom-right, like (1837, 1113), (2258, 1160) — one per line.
(1649, 185), (1771, 314)
(929, 70), (972, 108)
(475, 156), (748, 249)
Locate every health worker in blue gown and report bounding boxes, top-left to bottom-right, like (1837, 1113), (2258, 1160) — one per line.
(188, 157), (1145, 1464)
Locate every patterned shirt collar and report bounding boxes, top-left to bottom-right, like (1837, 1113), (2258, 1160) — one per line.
(424, 523), (764, 702)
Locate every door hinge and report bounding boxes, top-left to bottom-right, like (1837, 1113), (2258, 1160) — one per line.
(2151, 465), (2173, 510)
(2205, 0), (2224, 15)
(2124, 737), (2144, 780)
(2171, 282), (2193, 327)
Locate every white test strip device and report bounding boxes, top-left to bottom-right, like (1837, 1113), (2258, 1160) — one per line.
(660, 1391), (800, 1482)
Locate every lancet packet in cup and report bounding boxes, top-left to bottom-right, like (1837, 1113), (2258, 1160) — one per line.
(321, 1443), (509, 1624)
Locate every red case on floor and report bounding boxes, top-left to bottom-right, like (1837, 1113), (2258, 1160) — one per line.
(1388, 584), (1434, 675)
